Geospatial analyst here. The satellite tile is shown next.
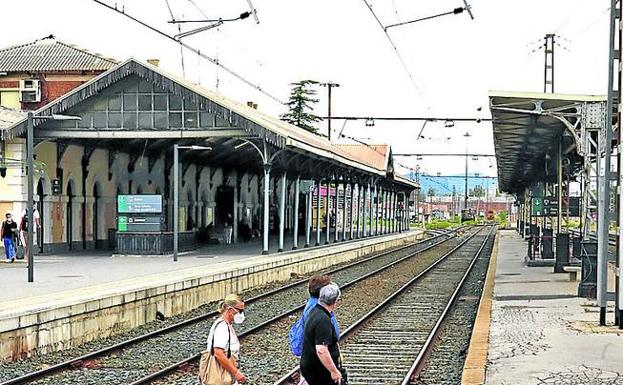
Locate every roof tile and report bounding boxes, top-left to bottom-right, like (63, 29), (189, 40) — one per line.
(0, 37), (118, 73)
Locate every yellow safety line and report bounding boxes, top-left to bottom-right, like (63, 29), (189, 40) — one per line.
(461, 230), (499, 385)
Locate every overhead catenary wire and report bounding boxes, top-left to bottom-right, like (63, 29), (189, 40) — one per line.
(359, 0), (432, 111)
(164, 0), (186, 77)
(92, 0), (285, 105)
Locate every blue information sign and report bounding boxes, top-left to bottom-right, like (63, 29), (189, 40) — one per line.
(117, 195), (163, 214)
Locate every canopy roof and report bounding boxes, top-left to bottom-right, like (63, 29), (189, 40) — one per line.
(490, 90), (606, 195)
(1, 58), (418, 190)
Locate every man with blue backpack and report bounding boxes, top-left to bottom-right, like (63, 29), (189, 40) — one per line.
(289, 275), (341, 384)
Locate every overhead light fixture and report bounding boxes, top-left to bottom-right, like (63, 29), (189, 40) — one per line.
(365, 118), (375, 127)
(234, 141), (250, 150)
(190, 145), (212, 151)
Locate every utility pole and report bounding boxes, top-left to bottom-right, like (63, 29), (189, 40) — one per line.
(544, 33), (555, 93)
(320, 82), (339, 141)
(464, 132), (471, 211)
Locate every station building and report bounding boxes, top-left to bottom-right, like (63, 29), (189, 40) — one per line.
(0, 39), (418, 255)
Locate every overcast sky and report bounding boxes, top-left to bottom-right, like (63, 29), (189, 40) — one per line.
(0, 0), (610, 187)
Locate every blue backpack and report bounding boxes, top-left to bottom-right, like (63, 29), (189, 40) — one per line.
(288, 314), (306, 357)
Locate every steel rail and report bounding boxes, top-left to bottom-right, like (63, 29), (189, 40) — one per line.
(399, 225), (495, 385)
(2, 228), (461, 385)
(271, 225), (491, 385)
(127, 227), (477, 385)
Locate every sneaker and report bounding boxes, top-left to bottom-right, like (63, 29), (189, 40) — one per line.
(10, 258), (14, 263)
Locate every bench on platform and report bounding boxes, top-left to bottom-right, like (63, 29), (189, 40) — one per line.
(563, 266), (581, 282)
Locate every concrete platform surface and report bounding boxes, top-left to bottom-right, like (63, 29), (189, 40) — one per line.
(481, 230), (623, 385)
(0, 230), (420, 310)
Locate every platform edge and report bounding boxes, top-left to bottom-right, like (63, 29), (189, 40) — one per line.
(461, 229), (499, 385)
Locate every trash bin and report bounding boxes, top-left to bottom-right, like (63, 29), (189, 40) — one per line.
(554, 233), (569, 273)
(572, 236), (582, 261)
(542, 228), (554, 259)
(108, 228), (116, 251)
(578, 241), (597, 298)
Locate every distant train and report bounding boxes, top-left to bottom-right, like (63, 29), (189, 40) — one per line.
(461, 209), (475, 222)
(486, 210), (495, 221)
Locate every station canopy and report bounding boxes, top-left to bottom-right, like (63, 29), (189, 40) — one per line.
(1, 58), (417, 190)
(490, 90), (606, 195)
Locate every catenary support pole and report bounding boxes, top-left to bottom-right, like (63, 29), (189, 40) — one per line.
(278, 173), (286, 252)
(599, 0), (618, 325)
(293, 176), (300, 250)
(27, 112), (35, 281)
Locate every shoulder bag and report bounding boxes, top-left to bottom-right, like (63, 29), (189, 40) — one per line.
(198, 320), (236, 385)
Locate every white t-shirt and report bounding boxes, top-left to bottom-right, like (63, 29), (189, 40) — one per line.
(207, 318), (240, 360)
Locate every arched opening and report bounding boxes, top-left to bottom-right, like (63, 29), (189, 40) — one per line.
(187, 190), (194, 231)
(37, 179), (45, 253)
(93, 182), (101, 249)
(66, 182), (75, 250)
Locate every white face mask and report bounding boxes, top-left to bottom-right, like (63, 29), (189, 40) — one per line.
(233, 310), (245, 324)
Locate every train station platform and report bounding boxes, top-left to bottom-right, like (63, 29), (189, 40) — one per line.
(463, 230), (623, 385)
(0, 229), (423, 361)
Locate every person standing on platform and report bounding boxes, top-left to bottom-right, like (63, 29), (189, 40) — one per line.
(198, 294), (247, 385)
(224, 214), (233, 245)
(1, 213), (17, 263)
(300, 283), (345, 385)
(20, 208), (39, 261)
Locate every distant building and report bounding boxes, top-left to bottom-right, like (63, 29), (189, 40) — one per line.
(0, 35), (117, 110)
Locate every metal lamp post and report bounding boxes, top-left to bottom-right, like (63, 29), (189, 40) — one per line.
(463, 131), (471, 211)
(27, 112), (81, 282)
(173, 144), (211, 262)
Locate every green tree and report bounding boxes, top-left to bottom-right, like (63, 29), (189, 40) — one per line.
(427, 187), (437, 198)
(470, 185), (485, 198)
(280, 80), (321, 133)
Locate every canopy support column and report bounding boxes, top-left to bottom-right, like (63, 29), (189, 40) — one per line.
(278, 173), (286, 252)
(262, 164), (271, 255)
(342, 180), (347, 241)
(362, 183), (368, 237)
(292, 176), (300, 250)
(325, 178), (331, 245)
(305, 181), (312, 248)
(334, 176), (339, 243)
(315, 179), (321, 246)
(349, 182), (355, 240)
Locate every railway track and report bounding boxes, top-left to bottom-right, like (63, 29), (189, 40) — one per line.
(136, 226), (484, 385)
(272, 225), (495, 385)
(2, 227), (465, 385)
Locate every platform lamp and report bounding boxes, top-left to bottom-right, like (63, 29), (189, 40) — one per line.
(173, 144), (212, 262)
(26, 112), (81, 282)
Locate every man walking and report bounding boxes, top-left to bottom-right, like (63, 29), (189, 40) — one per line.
(1, 213), (17, 263)
(300, 283), (344, 385)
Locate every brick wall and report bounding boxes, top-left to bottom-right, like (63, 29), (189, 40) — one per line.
(26, 79), (86, 110)
(0, 72), (102, 110)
